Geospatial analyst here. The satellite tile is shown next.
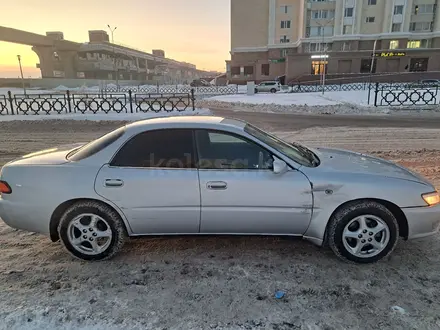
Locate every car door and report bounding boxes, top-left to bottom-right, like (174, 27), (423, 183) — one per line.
(195, 129), (313, 235)
(94, 129), (201, 234)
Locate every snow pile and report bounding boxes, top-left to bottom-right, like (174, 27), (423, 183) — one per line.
(206, 93), (340, 106)
(198, 98), (385, 115)
(0, 108), (211, 122)
(53, 85), (69, 91)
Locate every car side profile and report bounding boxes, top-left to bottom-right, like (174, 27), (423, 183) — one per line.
(0, 116), (439, 263)
(254, 81), (281, 93)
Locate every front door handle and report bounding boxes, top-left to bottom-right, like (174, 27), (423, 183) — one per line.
(105, 179), (124, 187)
(207, 181), (227, 190)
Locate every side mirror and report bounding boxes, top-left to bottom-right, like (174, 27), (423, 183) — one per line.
(273, 157), (288, 174)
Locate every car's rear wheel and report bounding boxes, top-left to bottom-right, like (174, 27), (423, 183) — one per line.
(58, 201), (126, 261)
(328, 201), (399, 264)
(254, 88), (258, 93)
(270, 88), (277, 93)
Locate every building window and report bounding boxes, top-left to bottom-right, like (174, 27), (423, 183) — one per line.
(394, 5), (403, 15)
(280, 49), (288, 57)
(407, 40), (421, 48)
(308, 43), (331, 52)
(410, 58), (429, 72)
(311, 10), (335, 19)
(407, 39), (430, 48)
(343, 25), (352, 34)
(389, 40), (399, 49)
(360, 58), (377, 73)
(231, 66), (240, 77)
(344, 8), (354, 17)
(244, 66), (254, 77)
(368, 0), (377, 5)
(310, 26), (334, 36)
(280, 5), (291, 14)
(392, 23), (401, 32)
(281, 20), (291, 29)
(280, 35), (290, 43)
(261, 64), (270, 76)
(311, 60), (328, 75)
(366, 17), (375, 23)
(409, 22), (433, 32)
(415, 4), (435, 14)
(342, 41), (351, 51)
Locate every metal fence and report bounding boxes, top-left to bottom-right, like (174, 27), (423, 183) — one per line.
(0, 90), (195, 115)
(372, 82), (440, 107)
(102, 85), (239, 95)
(289, 82), (370, 93)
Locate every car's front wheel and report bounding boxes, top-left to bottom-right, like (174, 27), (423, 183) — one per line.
(58, 201), (126, 261)
(328, 201), (399, 263)
(270, 88), (277, 93)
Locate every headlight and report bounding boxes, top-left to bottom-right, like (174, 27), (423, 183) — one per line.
(422, 191), (440, 206)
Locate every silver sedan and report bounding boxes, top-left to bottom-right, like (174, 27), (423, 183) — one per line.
(1, 116), (439, 263)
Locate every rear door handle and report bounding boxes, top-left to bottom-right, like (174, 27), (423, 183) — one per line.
(207, 181), (227, 190)
(105, 179), (124, 187)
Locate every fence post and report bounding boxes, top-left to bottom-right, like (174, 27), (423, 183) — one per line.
(374, 82), (379, 107)
(157, 82), (160, 94)
(7, 91), (14, 115)
(128, 90), (134, 113)
(66, 90), (72, 113)
(191, 89), (195, 111)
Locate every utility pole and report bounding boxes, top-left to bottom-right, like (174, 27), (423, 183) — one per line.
(17, 55), (26, 95)
(316, 18), (334, 95)
(367, 39), (378, 104)
(107, 25), (118, 89)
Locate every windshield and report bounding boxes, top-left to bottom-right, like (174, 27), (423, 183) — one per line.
(244, 124), (319, 167)
(67, 126), (126, 161)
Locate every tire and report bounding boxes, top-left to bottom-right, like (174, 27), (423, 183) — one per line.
(328, 201), (399, 264)
(270, 88), (277, 93)
(58, 201), (126, 261)
(254, 88), (258, 93)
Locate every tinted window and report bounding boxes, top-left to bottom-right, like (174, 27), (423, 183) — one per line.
(195, 130), (273, 170)
(68, 126), (126, 161)
(111, 129), (195, 168)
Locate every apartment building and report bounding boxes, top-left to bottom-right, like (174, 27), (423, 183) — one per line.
(227, 0), (440, 83)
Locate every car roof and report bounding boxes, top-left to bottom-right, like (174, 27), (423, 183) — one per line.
(126, 116), (246, 131)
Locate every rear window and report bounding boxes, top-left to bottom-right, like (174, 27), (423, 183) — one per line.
(67, 126), (126, 161)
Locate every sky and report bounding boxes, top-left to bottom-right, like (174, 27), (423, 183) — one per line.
(0, 0), (230, 78)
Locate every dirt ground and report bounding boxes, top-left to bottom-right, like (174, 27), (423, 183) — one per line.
(1, 114), (440, 330)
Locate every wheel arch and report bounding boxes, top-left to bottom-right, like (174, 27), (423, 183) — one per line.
(323, 198), (409, 246)
(49, 198), (131, 242)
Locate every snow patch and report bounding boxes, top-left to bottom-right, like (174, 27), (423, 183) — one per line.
(0, 108), (211, 122)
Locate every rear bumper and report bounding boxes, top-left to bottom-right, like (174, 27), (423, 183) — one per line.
(403, 205), (440, 240)
(0, 198), (50, 235)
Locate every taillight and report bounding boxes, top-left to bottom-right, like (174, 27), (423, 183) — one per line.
(0, 181), (11, 194)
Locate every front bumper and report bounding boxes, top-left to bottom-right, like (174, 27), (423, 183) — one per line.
(403, 204), (440, 239)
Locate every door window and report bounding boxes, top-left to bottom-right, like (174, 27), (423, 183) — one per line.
(195, 130), (273, 170)
(111, 129), (195, 168)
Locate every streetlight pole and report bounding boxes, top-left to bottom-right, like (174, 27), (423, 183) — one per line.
(316, 18), (334, 95)
(107, 25), (118, 89)
(367, 39), (378, 104)
(17, 55), (26, 95)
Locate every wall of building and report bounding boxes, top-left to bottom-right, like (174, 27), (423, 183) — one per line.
(231, 0), (269, 50)
(228, 0), (440, 82)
